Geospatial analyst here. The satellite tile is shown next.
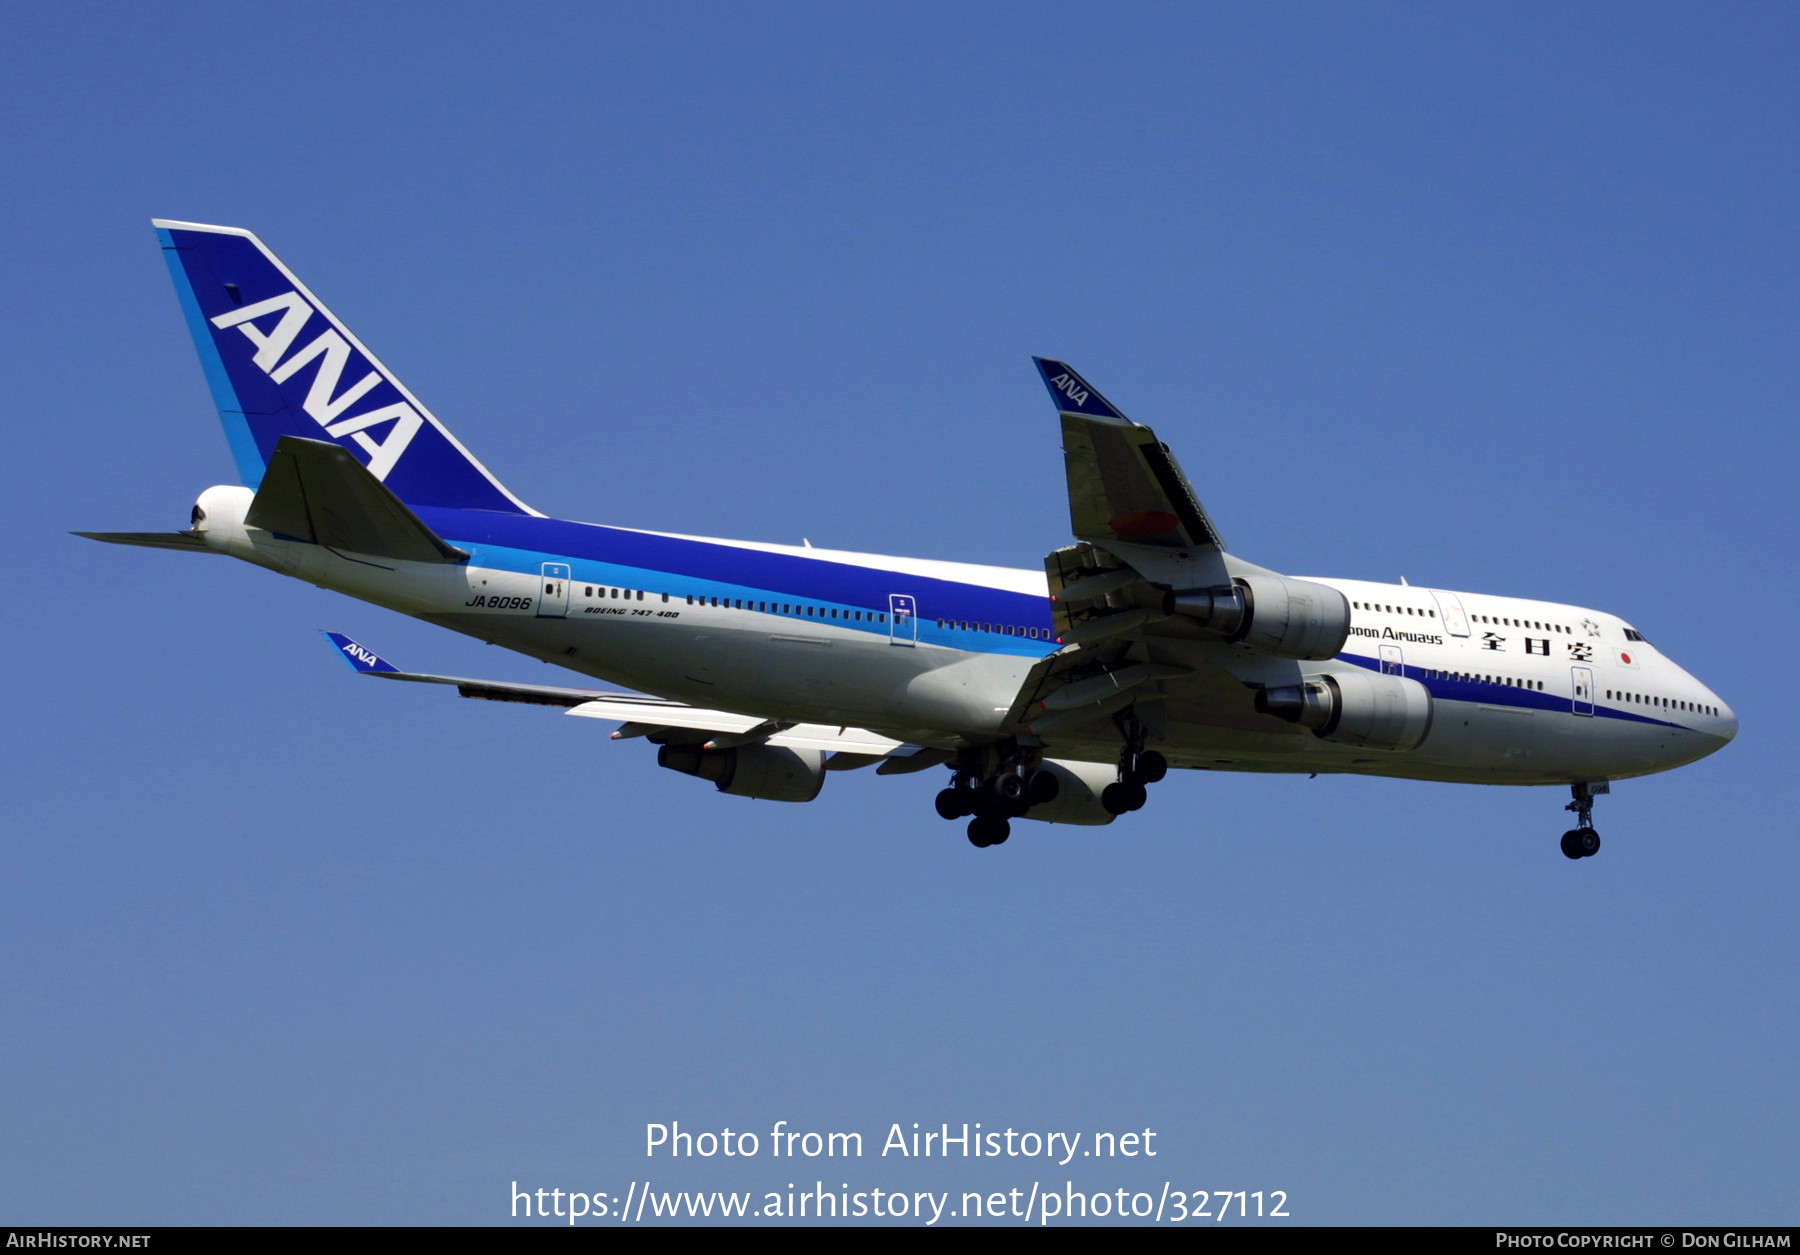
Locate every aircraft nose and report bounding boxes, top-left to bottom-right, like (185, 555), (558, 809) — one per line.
(1717, 701), (1739, 744)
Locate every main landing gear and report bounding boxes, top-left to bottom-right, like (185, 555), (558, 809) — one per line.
(935, 747), (1065, 848)
(1101, 749), (1166, 816)
(1560, 781), (1607, 859)
(1102, 712), (1167, 816)
(936, 727), (1171, 848)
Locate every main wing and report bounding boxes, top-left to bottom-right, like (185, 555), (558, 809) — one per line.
(1001, 360), (1294, 753)
(998, 359), (1352, 758)
(321, 632), (920, 764)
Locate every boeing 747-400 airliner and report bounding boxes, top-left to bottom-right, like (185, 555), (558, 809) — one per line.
(83, 221), (1737, 857)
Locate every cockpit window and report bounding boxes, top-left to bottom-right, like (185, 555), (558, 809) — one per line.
(1623, 628), (1650, 644)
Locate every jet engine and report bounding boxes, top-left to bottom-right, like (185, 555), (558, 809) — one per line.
(657, 743), (826, 802)
(1168, 575), (1350, 661)
(1257, 668), (1434, 752)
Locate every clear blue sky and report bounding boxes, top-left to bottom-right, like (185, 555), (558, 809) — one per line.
(2, 1), (1794, 1225)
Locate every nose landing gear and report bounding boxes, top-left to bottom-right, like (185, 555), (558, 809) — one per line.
(1560, 827), (1601, 859)
(1560, 781), (1607, 859)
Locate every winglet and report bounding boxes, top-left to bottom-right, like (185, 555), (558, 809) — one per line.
(322, 631), (400, 674)
(1032, 358), (1130, 422)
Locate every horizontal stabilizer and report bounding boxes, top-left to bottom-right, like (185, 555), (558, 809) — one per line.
(251, 436), (467, 563)
(75, 531), (218, 554)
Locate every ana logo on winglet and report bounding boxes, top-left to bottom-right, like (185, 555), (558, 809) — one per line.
(325, 631), (397, 673)
(1050, 373), (1091, 407)
(211, 293), (423, 480)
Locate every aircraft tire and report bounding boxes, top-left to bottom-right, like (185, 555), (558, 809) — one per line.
(1101, 783), (1132, 815)
(968, 816), (1009, 847)
(936, 788), (971, 821)
(1576, 827), (1601, 857)
(1024, 769), (1060, 806)
(1560, 830), (1585, 860)
(1131, 751), (1168, 784)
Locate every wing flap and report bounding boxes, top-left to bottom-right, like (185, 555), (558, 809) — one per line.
(766, 726), (907, 754)
(564, 700), (767, 734)
(564, 700), (905, 754)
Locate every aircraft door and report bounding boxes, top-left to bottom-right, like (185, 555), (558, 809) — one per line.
(1571, 665), (1595, 716)
(537, 563), (571, 618)
(1429, 589), (1471, 638)
(1379, 644), (1404, 675)
(888, 594), (918, 647)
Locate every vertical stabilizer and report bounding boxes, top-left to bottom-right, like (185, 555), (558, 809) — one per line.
(153, 220), (535, 515)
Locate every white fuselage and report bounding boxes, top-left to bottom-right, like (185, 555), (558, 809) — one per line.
(193, 484), (1737, 789)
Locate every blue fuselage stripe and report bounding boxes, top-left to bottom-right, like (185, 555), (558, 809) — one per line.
(424, 513), (1703, 706)
(428, 509), (1058, 658)
(1338, 652), (1689, 729)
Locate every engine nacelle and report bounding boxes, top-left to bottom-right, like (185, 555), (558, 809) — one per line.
(657, 743), (825, 802)
(1168, 575), (1350, 661)
(1018, 758), (1117, 826)
(1257, 669), (1434, 752)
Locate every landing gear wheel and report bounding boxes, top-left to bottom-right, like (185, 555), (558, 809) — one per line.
(1563, 782), (1607, 857)
(968, 815), (1010, 847)
(1560, 828), (1601, 859)
(935, 788), (972, 821)
(986, 773), (1025, 805)
(1131, 751), (1168, 784)
(1024, 769), (1060, 806)
(1101, 782), (1148, 815)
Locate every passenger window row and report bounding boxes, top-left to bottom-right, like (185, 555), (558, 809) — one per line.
(937, 620), (1051, 639)
(1473, 613), (1570, 633)
(684, 594), (887, 623)
(1353, 602), (1436, 618)
(1607, 689), (1716, 716)
(1353, 599), (1580, 635)
(584, 586), (657, 601)
(1424, 669), (1545, 691)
